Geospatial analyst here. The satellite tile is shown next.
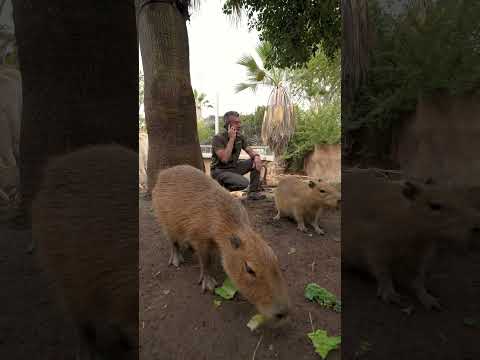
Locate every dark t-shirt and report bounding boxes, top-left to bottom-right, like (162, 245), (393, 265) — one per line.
(211, 131), (249, 170)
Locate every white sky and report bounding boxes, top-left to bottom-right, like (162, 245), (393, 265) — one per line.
(139, 0), (271, 118)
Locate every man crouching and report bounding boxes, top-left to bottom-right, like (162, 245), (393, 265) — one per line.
(210, 111), (266, 200)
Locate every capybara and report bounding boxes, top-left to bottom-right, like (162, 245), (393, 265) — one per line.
(342, 170), (480, 310)
(152, 165), (290, 322)
(32, 144), (138, 359)
(273, 176), (341, 235)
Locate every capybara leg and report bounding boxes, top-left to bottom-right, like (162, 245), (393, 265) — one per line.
(293, 208), (308, 232)
(26, 237), (35, 254)
(375, 272), (403, 306)
(168, 242), (184, 268)
(273, 210), (281, 221)
(196, 243), (217, 293)
(312, 208), (326, 236)
(410, 247), (441, 310)
(411, 276), (441, 310)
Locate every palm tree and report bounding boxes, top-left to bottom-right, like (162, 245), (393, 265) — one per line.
(235, 41), (295, 173)
(193, 88), (213, 121)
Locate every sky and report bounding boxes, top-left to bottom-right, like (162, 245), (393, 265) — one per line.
(139, 0), (271, 118)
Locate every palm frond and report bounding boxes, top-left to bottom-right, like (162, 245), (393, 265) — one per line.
(234, 82), (258, 94)
(256, 41), (272, 65)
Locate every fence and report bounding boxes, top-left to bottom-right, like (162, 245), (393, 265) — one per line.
(200, 145), (274, 161)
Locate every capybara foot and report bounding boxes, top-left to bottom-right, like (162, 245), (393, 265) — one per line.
(168, 247), (184, 268)
(377, 284), (404, 306)
(417, 291), (441, 311)
(297, 223), (308, 233)
(26, 241), (35, 254)
(313, 226), (325, 236)
(200, 274), (217, 293)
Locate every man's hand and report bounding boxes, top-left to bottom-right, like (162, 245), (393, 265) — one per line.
(228, 124), (237, 141)
(253, 155), (262, 171)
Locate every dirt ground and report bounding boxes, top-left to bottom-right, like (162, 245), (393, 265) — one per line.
(140, 188), (342, 360)
(343, 244), (480, 360)
(0, 222), (77, 359)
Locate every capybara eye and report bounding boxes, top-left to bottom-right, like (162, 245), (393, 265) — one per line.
(319, 189), (326, 193)
(428, 202), (443, 211)
(245, 262), (256, 277)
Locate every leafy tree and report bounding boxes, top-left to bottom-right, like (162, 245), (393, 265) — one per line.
(223, 0), (341, 69)
(240, 106), (265, 146)
(288, 47), (340, 110)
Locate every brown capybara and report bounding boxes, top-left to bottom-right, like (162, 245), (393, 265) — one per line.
(342, 170), (480, 310)
(273, 176), (341, 235)
(32, 145), (138, 359)
(152, 164), (290, 322)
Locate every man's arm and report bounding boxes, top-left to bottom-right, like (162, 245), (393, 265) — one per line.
(244, 146), (260, 160)
(215, 138), (235, 163)
(214, 125), (237, 163)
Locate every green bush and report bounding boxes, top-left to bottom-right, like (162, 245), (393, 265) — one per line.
(350, 0), (480, 131)
(283, 101), (340, 171)
(197, 120), (215, 145)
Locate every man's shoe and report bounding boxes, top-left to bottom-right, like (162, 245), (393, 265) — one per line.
(247, 192), (266, 200)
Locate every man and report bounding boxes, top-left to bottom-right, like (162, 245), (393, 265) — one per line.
(210, 111), (266, 200)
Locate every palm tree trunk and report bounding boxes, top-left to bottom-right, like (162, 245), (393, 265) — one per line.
(13, 0), (138, 226)
(137, 0), (204, 195)
(341, 0), (371, 124)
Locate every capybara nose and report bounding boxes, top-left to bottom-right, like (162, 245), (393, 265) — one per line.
(274, 308), (290, 320)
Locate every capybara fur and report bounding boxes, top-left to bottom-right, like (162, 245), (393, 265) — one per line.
(273, 176), (341, 235)
(152, 165), (290, 322)
(32, 145), (138, 359)
(342, 170), (480, 310)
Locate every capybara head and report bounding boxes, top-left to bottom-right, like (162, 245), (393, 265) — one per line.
(308, 179), (341, 209)
(400, 180), (480, 244)
(220, 228), (290, 323)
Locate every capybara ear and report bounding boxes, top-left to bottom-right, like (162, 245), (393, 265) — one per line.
(402, 181), (421, 200)
(230, 235), (242, 249)
(308, 180), (315, 188)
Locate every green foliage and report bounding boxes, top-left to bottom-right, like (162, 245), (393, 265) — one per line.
(214, 277), (238, 300)
(283, 101), (340, 171)
(288, 48), (340, 109)
(351, 0), (480, 131)
(307, 330), (341, 359)
(305, 283), (341, 313)
(223, 0), (341, 69)
(240, 106), (265, 146)
(197, 119), (214, 145)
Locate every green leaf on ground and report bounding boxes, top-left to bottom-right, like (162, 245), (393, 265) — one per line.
(305, 283), (341, 312)
(308, 330), (341, 359)
(214, 277), (238, 300)
(213, 299), (222, 307)
(247, 314), (266, 331)
(464, 317), (479, 328)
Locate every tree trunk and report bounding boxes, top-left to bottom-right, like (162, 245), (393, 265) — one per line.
(137, 0), (204, 195)
(13, 0), (138, 226)
(341, 0), (371, 124)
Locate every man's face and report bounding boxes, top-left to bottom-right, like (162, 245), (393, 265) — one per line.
(228, 116), (241, 132)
